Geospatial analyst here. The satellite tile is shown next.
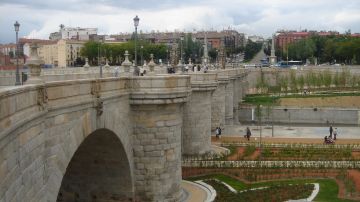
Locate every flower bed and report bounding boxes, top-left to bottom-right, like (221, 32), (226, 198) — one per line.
(182, 159), (360, 169)
(205, 179), (313, 202)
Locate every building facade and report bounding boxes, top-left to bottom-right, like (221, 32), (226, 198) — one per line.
(50, 24), (97, 41)
(275, 30), (340, 51)
(37, 39), (85, 67)
(111, 30), (246, 50)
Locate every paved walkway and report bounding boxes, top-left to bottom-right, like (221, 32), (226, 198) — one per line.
(181, 180), (208, 202)
(249, 49), (266, 64)
(213, 124), (360, 144)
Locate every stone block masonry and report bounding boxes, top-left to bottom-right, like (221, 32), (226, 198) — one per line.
(182, 73), (218, 156)
(0, 67), (249, 202)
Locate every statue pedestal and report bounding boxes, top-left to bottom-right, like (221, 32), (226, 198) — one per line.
(270, 56), (277, 65)
(25, 43), (44, 85)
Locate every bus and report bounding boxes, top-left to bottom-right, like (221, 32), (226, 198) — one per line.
(276, 60), (303, 68)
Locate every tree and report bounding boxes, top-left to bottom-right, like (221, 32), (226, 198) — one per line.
(244, 40), (262, 61)
(9, 51), (14, 58)
(208, 48), (218, 63)
(183, 33), (203, 64)
(315, 73), (324, 89)
(81, 41), (167, 66)
(333, 72), (340, 88)
(339, 68), (351, 87)
(80, 41), (101, 65)
(255, 104), (263, 153)
(256, 69), (269, 93)
(279, 75), (289, 94)
(297, 74), (305, 92)
(323, 70), (332, 89)
(289, 69), (298, 92)
(263, 39), (271, 56)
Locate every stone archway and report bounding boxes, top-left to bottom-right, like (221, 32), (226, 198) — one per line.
(56, 128), (133, 202)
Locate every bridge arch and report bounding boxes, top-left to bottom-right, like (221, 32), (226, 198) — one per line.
(56, 128), (134, 202)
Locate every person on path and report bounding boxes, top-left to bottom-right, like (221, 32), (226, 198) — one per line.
(333, 128), (338, 140)
(329, 125), (333, 138)
(245, 127), (251, 141)
(215, 127), (220, 139)
(218, 126), (222, 138)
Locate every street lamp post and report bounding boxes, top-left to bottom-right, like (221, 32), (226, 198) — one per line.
(133, 15), (140, 76)
(140, 45), (144, 66)
(99, 39), (103, 78)
(180, 35), (184, 64)
(14, 21), (21, 86)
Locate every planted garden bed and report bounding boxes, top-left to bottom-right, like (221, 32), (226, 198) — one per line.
(205, 179), (313, 202)
(225, 145), (358, 161)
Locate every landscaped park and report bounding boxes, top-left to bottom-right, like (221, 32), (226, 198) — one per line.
(182, 67), (360, 201)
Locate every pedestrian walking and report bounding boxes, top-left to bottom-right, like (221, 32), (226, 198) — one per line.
(245, 127), (251, 141)
(333, 128), (338, 140)
(215, 127), (220, 139)
(329, 125), (333, 138)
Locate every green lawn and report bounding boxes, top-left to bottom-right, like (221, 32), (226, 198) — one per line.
(185, 174), (356, 202)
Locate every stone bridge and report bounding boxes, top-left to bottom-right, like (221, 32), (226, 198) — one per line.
(0, 69), (248, 201)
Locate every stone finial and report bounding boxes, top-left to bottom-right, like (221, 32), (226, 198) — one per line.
(25, 43), (44, 84)
(83, 58), (90, 69)
(176, 59), (183, 73)
(148, 53), (156, 73)
(104, 59), (110, 68)
(121, 50), (132, 73)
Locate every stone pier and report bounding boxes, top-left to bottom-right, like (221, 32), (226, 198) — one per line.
(211, 70), (229, 130)
(182, 73), (217, 155)
(130, 76), (190, 201)
(225, 72), (235, 125)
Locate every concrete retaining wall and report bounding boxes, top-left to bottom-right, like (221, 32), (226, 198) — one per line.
(238, 106), (360, 125)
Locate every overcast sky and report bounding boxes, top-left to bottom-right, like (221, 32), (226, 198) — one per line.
(0, 0), (359, 43)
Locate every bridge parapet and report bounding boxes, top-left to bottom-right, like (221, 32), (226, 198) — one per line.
(130, 75), (190, 105)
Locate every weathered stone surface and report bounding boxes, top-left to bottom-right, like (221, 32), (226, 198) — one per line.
(0, 68), (250, 202)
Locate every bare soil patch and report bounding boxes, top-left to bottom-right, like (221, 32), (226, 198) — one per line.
(279, 96), (360, 108)
(348, 170), (360, 192)
(227, 147), (245, 161)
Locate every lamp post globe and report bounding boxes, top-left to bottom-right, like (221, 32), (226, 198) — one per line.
(133, 15), (140, 75)
(180, 35), (184, 64)
(14, 21), (21, 85)
(133, 15), (139, 27)
(14, 21), (20, 32)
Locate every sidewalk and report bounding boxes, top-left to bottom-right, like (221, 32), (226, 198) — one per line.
(181, 180), (209, 202)
(213, 124), (360, 144)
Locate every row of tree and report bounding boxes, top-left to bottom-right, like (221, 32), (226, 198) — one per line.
(277, 35), (360, 65)
(256, 69), (360, 94)
(244, 40), (263, 62)
(80, 41), (167, 66)
(80, 33), (250, 66)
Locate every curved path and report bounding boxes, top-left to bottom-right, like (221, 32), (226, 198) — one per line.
(181, 180), (213, 202)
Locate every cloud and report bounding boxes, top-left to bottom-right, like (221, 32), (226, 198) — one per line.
(0, 0), (359, 43)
